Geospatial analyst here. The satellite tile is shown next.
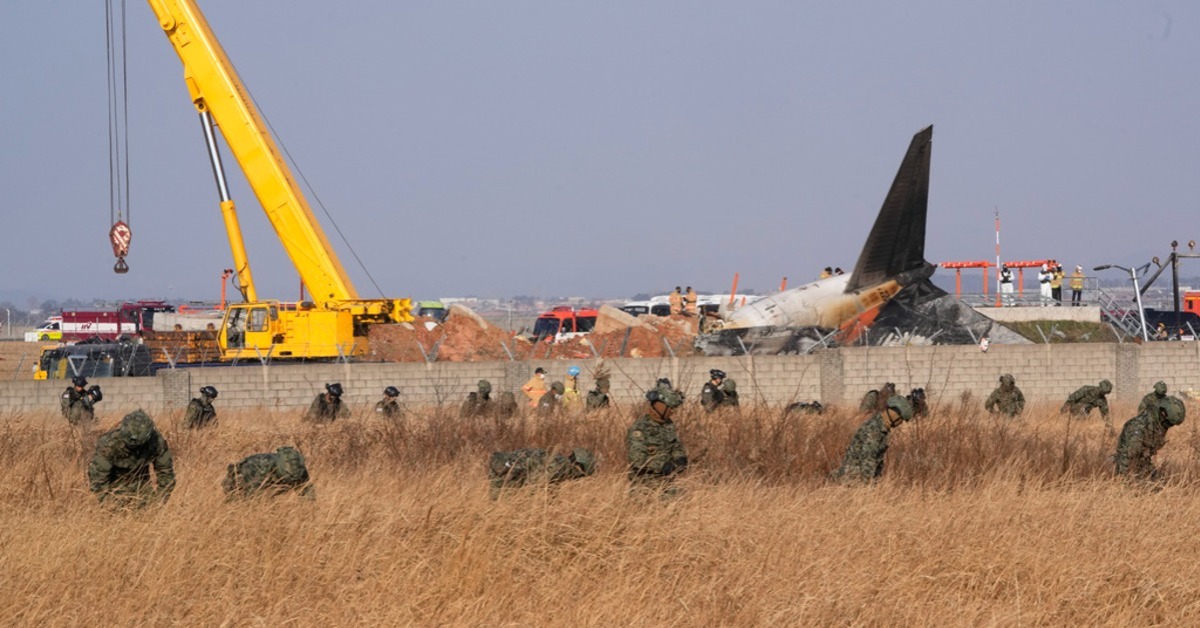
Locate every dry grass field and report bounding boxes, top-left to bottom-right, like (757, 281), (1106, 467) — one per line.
(3, 397), (1200, 625)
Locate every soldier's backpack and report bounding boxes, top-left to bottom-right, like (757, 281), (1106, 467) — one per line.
(273, 447), (309, 485)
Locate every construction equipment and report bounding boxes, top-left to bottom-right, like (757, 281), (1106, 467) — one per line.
(142, 0), (411, 361)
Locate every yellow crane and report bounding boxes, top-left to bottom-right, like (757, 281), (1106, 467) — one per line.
(143, 0), (411, 360)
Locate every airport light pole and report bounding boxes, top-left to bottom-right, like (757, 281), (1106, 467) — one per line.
(1094, 263), (1150, 342)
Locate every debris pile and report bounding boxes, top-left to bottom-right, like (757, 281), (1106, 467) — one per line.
(368, 303), (704, 363)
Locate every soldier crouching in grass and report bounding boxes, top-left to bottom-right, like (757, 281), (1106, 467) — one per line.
(627, 387), (688, 494)
(87, 410), (174, 508)
(1115, 397), (1185, 482)
(487, 448), (596, 499)
(223, 446), (314, 499)
(830, 395), (914, 484)
(1061, 379), (1113, 429)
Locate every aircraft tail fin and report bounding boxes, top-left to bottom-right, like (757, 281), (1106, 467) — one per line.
(845, 126), (932, 293)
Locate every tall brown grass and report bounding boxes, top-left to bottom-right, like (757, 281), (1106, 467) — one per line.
(3, 397), (1200, 625)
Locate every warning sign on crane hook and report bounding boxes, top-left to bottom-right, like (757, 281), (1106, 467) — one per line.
(110, 221), (131, 274)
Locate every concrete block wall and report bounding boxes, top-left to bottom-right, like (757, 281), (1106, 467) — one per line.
(2, 343), (1198, 415)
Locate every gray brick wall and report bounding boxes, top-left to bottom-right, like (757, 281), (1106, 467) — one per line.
(2, 343), (1196, 416)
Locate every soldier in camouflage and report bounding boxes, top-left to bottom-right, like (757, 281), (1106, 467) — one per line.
(784, 400), (824, 415)
(304, 382), (348, 422)
(87, 410), (174, 506)
(537, 381), (565, 417)
(720, 378), (740, 408)
(586, 375), (611, 411)
(984, 374), (1025, 418)
(459, 380), (494, 418)
(60, 376), (87, 420)
(1061, 379), (1112, 426)
(1115, 396), (1185, 480)
(223, 446), (314, 499)
(1136, 381), (1168, 416)
(487, 447), (596, 498)
(700, 369), (727, 412)
(830, 395), (914, 484)
(627, 387), (688, 485)
(64, 380), (103, 426)
(859, 382), (897, 414)
(496, 391), (518, 419)
(184, 385), (218, 429)
(375, 386), (402, 419)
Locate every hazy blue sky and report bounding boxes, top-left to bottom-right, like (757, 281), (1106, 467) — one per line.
(3, 2), (1197, 303)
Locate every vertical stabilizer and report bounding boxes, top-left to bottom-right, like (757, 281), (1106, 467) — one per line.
(844, 126), (932, 293)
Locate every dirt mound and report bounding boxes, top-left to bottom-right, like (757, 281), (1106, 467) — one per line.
(371, 307), (701, 363)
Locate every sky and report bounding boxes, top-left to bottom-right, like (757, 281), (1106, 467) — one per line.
(2, 1), (1198, 304)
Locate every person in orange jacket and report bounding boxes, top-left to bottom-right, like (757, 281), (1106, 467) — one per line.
(684, 287), (698, 316)
(522, 367), (548, 407)
(668, 287), (683, 316)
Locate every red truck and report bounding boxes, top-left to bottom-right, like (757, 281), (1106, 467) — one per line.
(58, 301), (175, 342)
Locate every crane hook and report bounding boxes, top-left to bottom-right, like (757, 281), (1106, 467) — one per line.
(110, 221), (132, 274)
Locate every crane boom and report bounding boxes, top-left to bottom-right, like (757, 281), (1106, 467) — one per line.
(144, 0), (411, 360)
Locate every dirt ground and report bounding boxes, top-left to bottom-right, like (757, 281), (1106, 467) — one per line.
(0, 340), (49, 380)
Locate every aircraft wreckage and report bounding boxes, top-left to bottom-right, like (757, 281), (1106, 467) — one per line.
(699, 125), (1029, 356)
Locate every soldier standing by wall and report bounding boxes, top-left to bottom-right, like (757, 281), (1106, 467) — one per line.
(375, 386), (402, 419)
(700, 369), (726, 412)
(984, 374), (1025, 418)
(304, 383), (348, 422)
(1137, 381), (1168, 416)
(184, 385), (218, 428)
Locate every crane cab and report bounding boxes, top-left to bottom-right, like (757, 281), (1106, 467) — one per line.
(219, 301), (363, 359)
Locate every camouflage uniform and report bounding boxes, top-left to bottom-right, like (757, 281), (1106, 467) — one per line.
(495, 392), (518, 419)
(1136, 381), (1168, 416)
(304, 393), (348, 422)
(375, 398), (401, 418)
(1062, 380), (1112, 424)
(60, 385), (85, 419)
(66, 392), (98, 426)
(784, 400), (824, 415)
(537, 382), (565, 417)
(87, 410), (174, 506)
(720, 379), (740, 408)
(830, 395), (914, 484)
(487, 447), (596, 498)
(1115, 397), (1185, 480)
(586, 377), (611, 411)
(700, 381), (726, 412)
(460, 380), (494, 418)
(859, 383), (897, 414)
(184, 396), (217, 429)
(627, 389), (688, 484)
(984, 374), (1025, 418)
(223, 446), (314, 499)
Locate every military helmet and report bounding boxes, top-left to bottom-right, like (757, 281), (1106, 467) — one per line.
(1000, 373), (1015, 387)
(1160, 396), (1186, 426)
(722, 378), (737, 392)
(884, 395), (914, 422)
(118, 410), (155, 447)
(200, 385), (218, 398)
(326, 382), (344, 398)
(478, 380), (492, 394)
(550, 381), (565, 394)
(567, 365), (581, 377)
(1154, 381), (1167, 396)
(646, 387), (683, 408)
(571, 448), (597, 476)
(1098, 379), (1113, 394)
(656, 377), (672, 388)
(384, 386), (400, 398)
(72, 376), (88, 388)
(710, 369), (726, 380)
